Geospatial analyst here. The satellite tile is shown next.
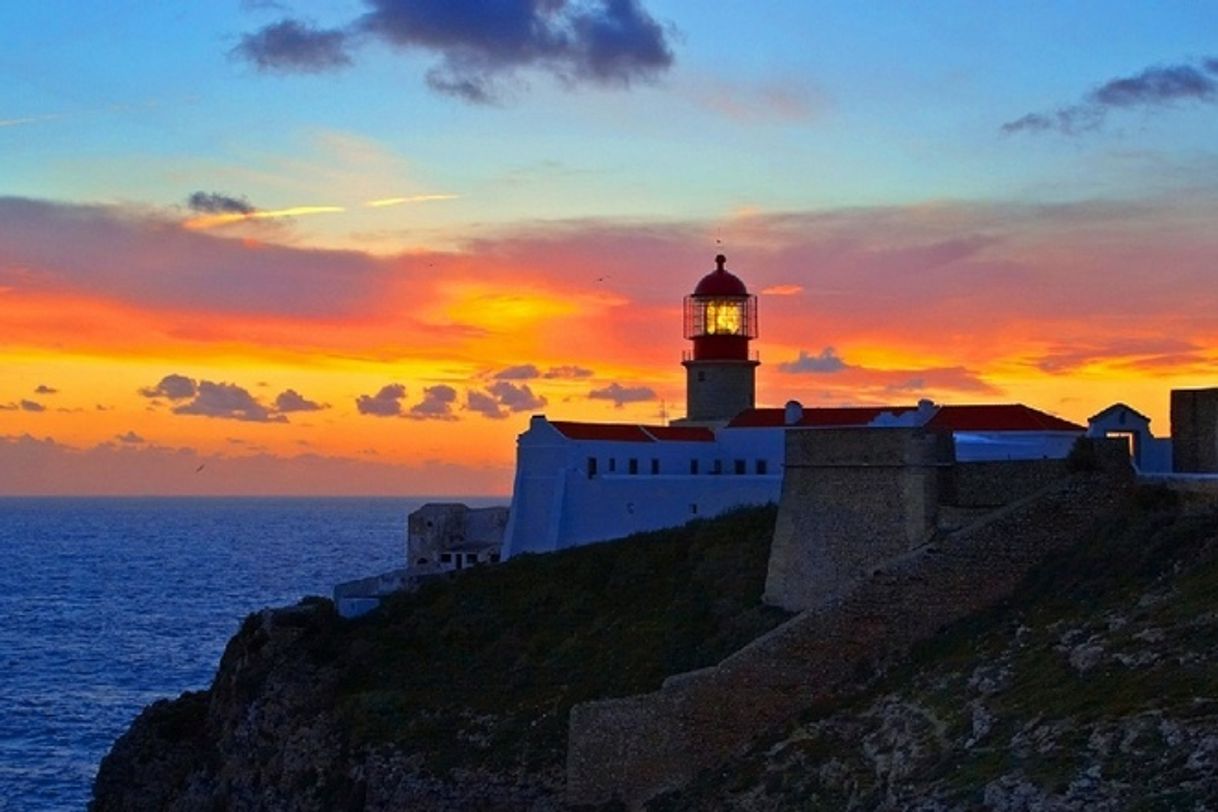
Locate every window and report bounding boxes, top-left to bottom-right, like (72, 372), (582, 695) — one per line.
(626, 502), (635, 514)
(466, 553), (479, 565)
(440, 553), (452, 563)
(697, 370), (706, 382)
(416, 557), (428, 565)
(690, 459), (699, 475)
(489, 553), (500, 563)
(690, 503), (698, 515)
(734, 459), (746, 475)
(756, 459), (768, 475)
(586, 457), (598, 477)
(629, 458), (639, 474)
(712, 459), (723, 475)
(651, 458), (660, 475)
(609, 458), (617, 473)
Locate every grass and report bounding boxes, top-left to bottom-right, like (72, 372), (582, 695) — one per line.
(308, 504), (788, 773)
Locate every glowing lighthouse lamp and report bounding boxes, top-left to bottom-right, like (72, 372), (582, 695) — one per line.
(679, 254), (759, 424)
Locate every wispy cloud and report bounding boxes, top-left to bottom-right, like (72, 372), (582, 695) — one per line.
(760, 284), (803, 296)
(187, 191), (256, 215)
(232, 19), (353, 73)
(589, 382), (656, 408)
(1003, 58), (1218, 135)
(365, 194), (459, 207)
(182, 204), (344, 230)
(0, 113), (65, 128)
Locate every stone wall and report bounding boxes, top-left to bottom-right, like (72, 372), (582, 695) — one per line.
(1172, 388), (1218, 473)
(763, 428), (954, 612)
(948, 458), (1069, 508)
(565, 442), (1132, 808)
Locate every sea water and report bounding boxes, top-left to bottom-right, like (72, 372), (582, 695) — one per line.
(0, 496), (502, 811)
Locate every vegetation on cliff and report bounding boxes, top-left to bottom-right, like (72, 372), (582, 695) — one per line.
(655, 487), (1218, 810)
(332, 503), (788, 771)
(92, 504), (786, 810)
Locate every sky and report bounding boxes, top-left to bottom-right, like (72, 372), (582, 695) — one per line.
(2, 1), (1217, 495)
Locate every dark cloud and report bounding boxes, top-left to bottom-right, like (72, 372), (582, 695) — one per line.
(173, 381), (284, 422)
(20, 400), (46, 412)
(777, 347), (849, 374)
(493, 364), (540, 380)
(34, 384), (58, 394)
(115, 431), (145, 444)
(408, 384), (459, 420)
(236, 0), (674, 102)
(274, 388), (326, 412)
(466, 389), (506, 419)
(588, 382), (655, 408)
(232, 19), (353, 72)
(1003, 58), (1218, 135)
(543, 365), (594, 379)
(356, 383), (407, 416)
(139, 374), (198, 400)
(466, 381), (546, 418)
(186, 191), (256, 215)
(488, 381), (546, 412)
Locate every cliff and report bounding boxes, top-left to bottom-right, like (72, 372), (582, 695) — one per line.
(90, 506), (786, 811)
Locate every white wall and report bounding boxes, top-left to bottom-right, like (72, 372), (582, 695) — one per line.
(502, 418), (782, 558)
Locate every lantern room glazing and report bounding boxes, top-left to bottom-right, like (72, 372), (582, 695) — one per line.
(683, 255), (757, 361)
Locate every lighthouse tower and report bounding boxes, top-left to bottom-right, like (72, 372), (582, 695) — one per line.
(680, 254), (759, 424)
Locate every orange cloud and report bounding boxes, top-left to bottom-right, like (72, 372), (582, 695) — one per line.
(365, 194), (459, 207)
(182, 205), (345, 230)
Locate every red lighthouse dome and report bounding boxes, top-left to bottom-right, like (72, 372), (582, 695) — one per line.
(683, 254), (757, 361)
(693, 254), (750, 296)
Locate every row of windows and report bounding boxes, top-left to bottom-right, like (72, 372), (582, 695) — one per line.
(587, 457), (769, 477)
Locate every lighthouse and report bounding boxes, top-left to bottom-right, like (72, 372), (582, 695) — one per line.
(679, 254), (759, 424)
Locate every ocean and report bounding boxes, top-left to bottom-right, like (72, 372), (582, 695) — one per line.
(0, 496), (504, 811)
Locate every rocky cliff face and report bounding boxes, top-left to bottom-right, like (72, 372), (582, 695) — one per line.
(654, 488), (1218, 810)
(91, 601), (564, 811)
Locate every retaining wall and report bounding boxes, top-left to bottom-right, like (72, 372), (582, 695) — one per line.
(566, 463), (1131, 807)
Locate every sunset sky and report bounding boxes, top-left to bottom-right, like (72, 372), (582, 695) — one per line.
(3, 1), (1217, 495)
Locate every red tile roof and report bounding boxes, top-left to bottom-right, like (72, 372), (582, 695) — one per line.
(643, 425), (715, 442)
(728, 404), (1082, 432)
(926, 404), (1084, 432)
(548, 421), (714, 443)
(727, 406), (917, 428)
(549, 422), (653, 442)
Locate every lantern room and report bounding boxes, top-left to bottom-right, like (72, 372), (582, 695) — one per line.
(683, 254), (758, 361)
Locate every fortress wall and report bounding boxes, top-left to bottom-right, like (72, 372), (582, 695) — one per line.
(1172, 388), (1218, 473)
(763, 428), (954, 612)
(948, 458), (1069, 508)
(566, 444), (1132, 808)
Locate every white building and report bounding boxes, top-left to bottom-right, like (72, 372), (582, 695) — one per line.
(501, 254), (1086, 559)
